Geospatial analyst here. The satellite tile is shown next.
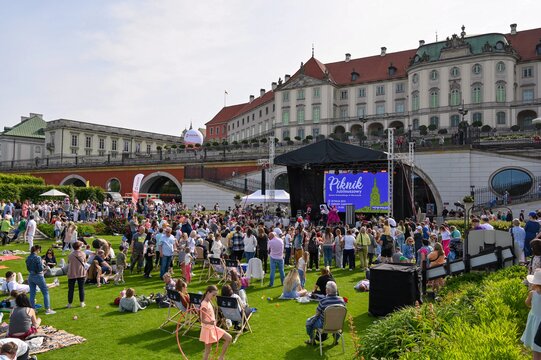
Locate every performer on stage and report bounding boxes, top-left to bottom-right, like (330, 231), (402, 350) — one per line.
(327, 205), (340, 225)
(305, 204), (312, 222)
(319, 204), (329, 226)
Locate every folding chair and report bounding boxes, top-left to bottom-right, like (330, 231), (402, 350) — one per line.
(216, 295), (252, 343)
(315, 304), (347, 356)
(194, 246), (208, 271)
(203, 257), (226, 284)
(245, 257), (265, 286)
(159, 289), (187, 334)
(224, 259), (244, 277)
(182, 293), (203, 336)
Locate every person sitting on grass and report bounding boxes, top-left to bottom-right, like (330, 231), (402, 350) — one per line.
(305, 281), (346, 345)
(0, 338), (29, 360)
(163, 272), (176, 290)
(281, 268), (308, 299)
(312, 267), (335, 296)
(42, 248), (57, 268)
(0, 341), (18, 360)
(119, 288), (150, 313)
(7, 293), (42, 340)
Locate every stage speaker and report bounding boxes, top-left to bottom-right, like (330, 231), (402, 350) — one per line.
(368, 264), (421, 317)
(345, 204), (355, 227)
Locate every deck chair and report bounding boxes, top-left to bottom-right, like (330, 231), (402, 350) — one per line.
(216, 295), (252, 343)
(245, 257), (265, 286)
(159, 289), (187, 334)
(194, 247), (207, 268)
(224, 259), (244, 277)
(315, 304), (347, 356)
(182, 292), (203, 336)
(203, 257), (226, 284)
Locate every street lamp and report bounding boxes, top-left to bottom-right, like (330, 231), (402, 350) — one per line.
(458, 100), (469, 144)
(408, 123), (413, 143)
(359, 117), (367, 147)
(470, 185), (475, 197)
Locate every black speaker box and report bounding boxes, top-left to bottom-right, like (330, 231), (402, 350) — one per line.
(368, 263), (422, 317)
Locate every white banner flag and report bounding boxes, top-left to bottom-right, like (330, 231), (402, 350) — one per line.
(132, 173), (145, 205)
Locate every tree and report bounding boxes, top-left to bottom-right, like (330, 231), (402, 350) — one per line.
(260, 138), (268, 144)
(472, 120), (483, 128)
(419, 125), (428, 136)
(428, 124), (438, 131)
(438, 129), (448, 134)
(510, 125), (520, 132)
(305, 135), (313, 141)
(481, 125), (492, 132)
(283, 136), (291, 141)
(294, 136), (301, 141)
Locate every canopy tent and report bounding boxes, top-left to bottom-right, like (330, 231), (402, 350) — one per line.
(40, 189), (69, 197)
(241, 189), (290, 204)
(273, 139), (413, 221)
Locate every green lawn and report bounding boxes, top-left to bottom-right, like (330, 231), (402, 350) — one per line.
(3, 236), (372, 360)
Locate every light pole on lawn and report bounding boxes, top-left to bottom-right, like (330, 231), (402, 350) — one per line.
(458, 99), (469, 144)
(359, 117), (367, 147)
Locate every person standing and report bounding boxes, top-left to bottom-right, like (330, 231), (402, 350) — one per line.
(267, 232), (285, 287)
(284, 228), (292, 266)
(26, 245), (55, 314)
(525, 212), (541, 257)
(342, 229), (356, 271)
(67, 241), (87, 308)
(130, 226), (146, 273)
(293, 228), (304, 266)
(511, 219), (526, 264)
(322, 228), (334, 268)
(230, 226), (244, 262)
(334, 229), (343, 269)
(356, 227), (371, 270)
(243, 228), (257, 263)
(159, 227), (175, 279)
(24, 215), (36, 252)
(256, 227), (268, 273)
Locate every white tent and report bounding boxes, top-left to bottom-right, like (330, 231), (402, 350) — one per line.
(241, 189), (290, 204)
(40, 189), (69, 197)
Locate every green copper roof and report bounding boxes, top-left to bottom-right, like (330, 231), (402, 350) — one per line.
(412, 33), (512, 64)
(2, 115), (46, 139)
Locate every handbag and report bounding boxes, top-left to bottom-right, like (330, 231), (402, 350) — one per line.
(535, 321), (541, 347)
(75, 254), (90, 271)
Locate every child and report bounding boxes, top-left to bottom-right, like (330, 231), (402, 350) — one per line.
(402, 237), (415, 263)
(143, 243), (155, 278)
(119, 288), (146, 313)
(114, 245), (127, 285)
(182, 251), (193, 284)
(297, 251), (309, 288)
(200, 285), (232, 360)
(521, 269), (541, 357)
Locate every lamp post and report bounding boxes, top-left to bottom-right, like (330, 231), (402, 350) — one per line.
(359, 117), (367, 147)
(458, 99), (469, 144)
(470, 185), (475, 197)
(408, 123), (413, 143)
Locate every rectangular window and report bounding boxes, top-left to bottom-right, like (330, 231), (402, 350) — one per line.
(412, 94), (420, 111)
(85, 136), (91, 148)
(356, 105), (365, 118)
(358, 87), (366, 98)
(312, 106), (320, 123)
(259, 109), (262, 117)
(265, 121), (269, 131)
(258, 124), (262, 134)
(98, 150), (105, 156)
(99, 138), (105, 150)
(282, 91), (289, 102)
(282, 109), (290, 124)
(71, 148), (78, 155)
(340, 90), (348, 100)
(297, 107), (305, 123)
(376, 104), (385, 115)
(340, 107), (348, 119)
(313, 87), (320, 98)
(216, 126), (220, 134)
(71, 134), (78, 147)
(282, 130), (290, 140)
(523, 89), (535, 102)
(50, 132), (55, 145)
(297, 128), (305, 139)
(395, 102), (405, 113)
(496, 112), (506, 125)
(135, 143), (141, 153)
(147, 144), (151, 154)
(376, 85), (385, 96)
(522, 67), (533, 78)
(112, 140), (117, 151)
(210, 128), (214, 135)
(123, 140), (129, 152)
(312, 127), (320, 137)
(266, 106), (269, 115)
(450, 114), (460, 127)
(297, 89), (305, 100)
(395, 83), (404, 93)
(85, 149), (91, 156)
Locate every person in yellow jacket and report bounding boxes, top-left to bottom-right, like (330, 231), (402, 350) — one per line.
(355, 227), (371, 270)
(0, 216), (13, 246)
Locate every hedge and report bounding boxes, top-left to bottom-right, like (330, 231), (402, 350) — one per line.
(446, 219), (512, 235)
(358, 266), (529, 359)
(0, 174), (44, 185)
(38, 221), (109, 239)
(1, 184), (105, 203)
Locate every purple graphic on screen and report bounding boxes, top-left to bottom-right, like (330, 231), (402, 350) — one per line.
(324, 172), (389, 212)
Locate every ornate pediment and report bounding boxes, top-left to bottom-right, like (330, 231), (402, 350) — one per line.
(279, 74), (329, 90)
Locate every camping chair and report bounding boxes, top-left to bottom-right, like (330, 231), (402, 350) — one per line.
(315, 304), (347, 356)
(194, 247), (207, 269)
(245, 257), (265, 286)
(182, 292), (203, 336)
(159, 289), (187, 334)
(216, 295), (252, 343)
(224, 259), (244, 278)
(203, 257), (227, 284)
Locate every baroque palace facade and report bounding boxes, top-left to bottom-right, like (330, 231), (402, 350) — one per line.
(206, 24), (541, 143)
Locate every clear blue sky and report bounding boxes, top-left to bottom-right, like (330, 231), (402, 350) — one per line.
(0, 0), (539, 134)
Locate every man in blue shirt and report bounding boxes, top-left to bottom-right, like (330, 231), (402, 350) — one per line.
(159, 227), (175, 279)
(305, 281), (345, 345)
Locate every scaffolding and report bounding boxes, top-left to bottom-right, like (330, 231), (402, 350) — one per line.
(387, 129), (394, 217)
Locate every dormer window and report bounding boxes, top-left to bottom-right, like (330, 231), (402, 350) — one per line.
(351, 71), (360, 81)
(536, 40), (541, 55)
(388, 64), (397, 76)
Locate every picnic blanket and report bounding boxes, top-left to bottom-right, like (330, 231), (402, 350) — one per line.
(0, 266), (8, 270)
(0, 255), (22, 261)
(27, 326), (86, 355)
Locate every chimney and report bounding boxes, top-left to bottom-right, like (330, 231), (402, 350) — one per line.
(271, 82), (277, 90)
(20, 116), (29, 122)
(510, 23), (517, 35)
(284, 74), (290, 82)
(419, 40), (425, 46)
(345, 53), (351, 62)
(260, 88), (265, 97)
(249, 95), (255, 103)
(380, 47), (387, 56)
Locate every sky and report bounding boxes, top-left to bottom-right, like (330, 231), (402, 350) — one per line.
(0, 0), (539, 135)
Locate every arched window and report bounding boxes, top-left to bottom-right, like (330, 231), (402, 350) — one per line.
(496, 82), (506, 103)
(496, 111), (506, 125)
(429, 116), (439, 128)
(472, 112), (483, 123)
(411, 91), (420, 111)
(412, 118), (419, 130)
(471, 83), (483, 104)
(429, 89), (439, 108)
(450, 89), (461, 106)
(472, 63), (482, 75)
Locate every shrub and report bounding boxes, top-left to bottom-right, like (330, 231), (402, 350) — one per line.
(37, 223), (54, 238)
(481, 124), (492, 132)
(419, 125), (428, 135)
(294, 136), (301, 141)
(93, 221), (107, 235)
(510, 125), (520, 132)
(103, 217), (128, 235)
(472, 120), (483, 128)
(428, 124), (438, 131)
(0, 184), (20, 201)
(77, 224), (97, 236)
(283, 137), (291, 142)
(259, 138), (267, 144)
(0, 174), (44, 185)
(438, 129), (448, 134)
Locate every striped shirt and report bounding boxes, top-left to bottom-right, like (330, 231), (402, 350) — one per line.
(316, 295), (346, 321)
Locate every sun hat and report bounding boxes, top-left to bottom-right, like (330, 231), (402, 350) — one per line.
(527, 269), (541, 285)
